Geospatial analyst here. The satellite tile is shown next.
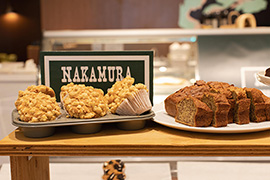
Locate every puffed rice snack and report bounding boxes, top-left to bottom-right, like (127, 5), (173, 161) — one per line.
(105, 76), (152, 116)
(15, 85), (61, 123)
(60, 83), (108, 119)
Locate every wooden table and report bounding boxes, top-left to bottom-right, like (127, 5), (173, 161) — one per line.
(1, 121), (270, 180)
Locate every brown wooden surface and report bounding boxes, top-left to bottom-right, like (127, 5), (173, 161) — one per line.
(40, 0), (181, 30)
(1, 121), (270, 156)
(10, 156), (49, 180)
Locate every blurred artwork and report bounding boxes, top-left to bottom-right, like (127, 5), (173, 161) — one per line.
(178, 0), (268, 28)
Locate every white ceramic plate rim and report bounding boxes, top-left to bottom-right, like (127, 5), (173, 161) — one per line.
(153, 103), (270, 134)
(256, 71), (270, 85)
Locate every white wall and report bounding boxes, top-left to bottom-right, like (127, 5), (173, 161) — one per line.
(0, 74), (37, 140)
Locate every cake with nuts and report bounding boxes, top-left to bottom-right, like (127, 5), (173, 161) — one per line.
(105, 76), (152, 116)
(60, 83), (108, 119)
(25, 85), (56, 97)
(15, 85), (61, 123)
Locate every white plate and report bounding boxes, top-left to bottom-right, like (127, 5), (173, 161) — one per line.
(153, 103), (270, 133)
(256, 71), (270, 85)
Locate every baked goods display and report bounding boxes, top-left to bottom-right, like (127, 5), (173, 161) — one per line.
(165, 80), (270, 128)
(14, 76), (152, 124)
(102, 159), (126, 180)
(60, 83), (108, 119)
(15, 85), (61, 123)
(105, 76), (152, 116)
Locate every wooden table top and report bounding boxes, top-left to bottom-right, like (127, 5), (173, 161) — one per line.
(1, 121), (270, 157)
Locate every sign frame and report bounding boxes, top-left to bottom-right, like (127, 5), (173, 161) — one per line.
(40, 51), (153, 103)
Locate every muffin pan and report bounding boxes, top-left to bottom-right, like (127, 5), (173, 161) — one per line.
(12, 109), (155, 138)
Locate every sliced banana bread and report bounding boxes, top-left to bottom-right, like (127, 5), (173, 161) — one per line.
(262, 94), (270, 121)
(228, 87), (250, 124)
(207, 81), (235, 123)
(245, 88), (266, 122)
(175, 96), (213, 127)
(165, 85), (210, 117)
(201, 93), (230, 127)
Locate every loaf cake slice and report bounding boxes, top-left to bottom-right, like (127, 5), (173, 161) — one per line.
(165, 84), (210, 117)
(226, 98), (236, 124)
(262, 94), (270, 121)
(228, 87), (250, 124)
(207, 81), (235, 123)
(245, 88), (266, 122)
(201, 93), (230, 127)
(164, 89), (188, 117)
(175, 96), (213, 127)
(209, 88), (235, 124)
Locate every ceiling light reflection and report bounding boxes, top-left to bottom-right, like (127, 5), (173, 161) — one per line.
(159, 66), (167, 72)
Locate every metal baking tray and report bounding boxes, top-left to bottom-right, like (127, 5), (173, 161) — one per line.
(12, 109), (155, 138)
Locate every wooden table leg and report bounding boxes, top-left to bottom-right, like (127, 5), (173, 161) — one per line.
(10, 156), (50, 180)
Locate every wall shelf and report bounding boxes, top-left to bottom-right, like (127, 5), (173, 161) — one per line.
(43, 27), (270, 38)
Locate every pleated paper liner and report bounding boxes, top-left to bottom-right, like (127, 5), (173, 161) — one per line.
(116, 89), (152, 116)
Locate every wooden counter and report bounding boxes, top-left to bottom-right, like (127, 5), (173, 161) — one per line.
(1, 121), (270, 179)
(2, 121), (270, 157)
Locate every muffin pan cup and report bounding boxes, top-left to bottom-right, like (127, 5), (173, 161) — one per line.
(12, 109), (155, 138)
